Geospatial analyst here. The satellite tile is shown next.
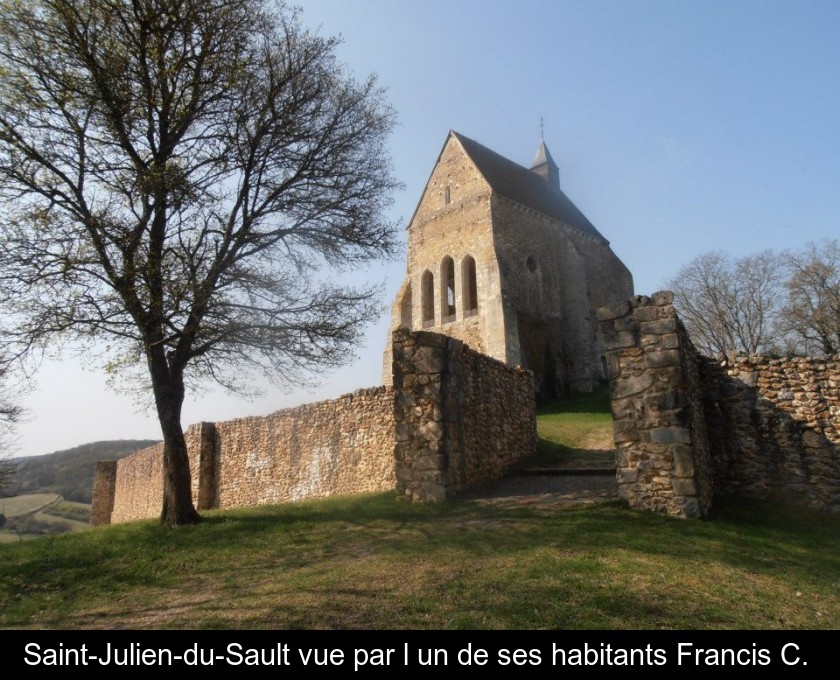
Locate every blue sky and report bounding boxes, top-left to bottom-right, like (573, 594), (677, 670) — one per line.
(15, 0), (840, 456)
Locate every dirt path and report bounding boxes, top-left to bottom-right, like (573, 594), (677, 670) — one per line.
(461, 472), (618, 510)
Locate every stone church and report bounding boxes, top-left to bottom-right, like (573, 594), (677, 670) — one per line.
(383, 131), (634, 398)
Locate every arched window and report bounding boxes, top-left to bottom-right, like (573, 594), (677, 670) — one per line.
(444, 186), (451, 205)
(462, 255), (478, 317)
(421, 270), (434, 328)
(442, 256), (456, 323)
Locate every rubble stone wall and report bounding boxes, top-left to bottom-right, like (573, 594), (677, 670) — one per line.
(104, 423), (208, 524)
(392, 328), (536, 501)
(701, 355), (840, 512)
(212, 388), (396, 510)
(600, 292), (840, 517)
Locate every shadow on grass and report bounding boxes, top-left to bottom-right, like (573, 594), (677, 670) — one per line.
(527, 437), (616, 468)
(536, 383), (611, 415)
(198, 493), (840, 584)
(1, 492), (839, 628)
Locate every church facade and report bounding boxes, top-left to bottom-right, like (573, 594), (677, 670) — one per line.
(383, 131), (633, 397)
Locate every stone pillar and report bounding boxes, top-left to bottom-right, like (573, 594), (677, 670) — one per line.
(196, 422), (218, 510)
(392, 327), (538, 502)
(90, 460), (117, 526)
(598, 291), (713, 518)
(392, 328), (454, 501)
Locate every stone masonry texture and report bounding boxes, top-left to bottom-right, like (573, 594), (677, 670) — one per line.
(600, 292), (840, 518)
(701, 355), (840, 512)
(211, 387), (395, 510)
(392, 328), (536, 501)
(107, 423), (206, 524)
(90, 460), (117, 526)
(599, 292), (713, 518)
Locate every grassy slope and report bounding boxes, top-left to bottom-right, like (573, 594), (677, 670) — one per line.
(532, 386), (615, 468)
(0, 393), (838, 630)
(0, 495), (838, 629)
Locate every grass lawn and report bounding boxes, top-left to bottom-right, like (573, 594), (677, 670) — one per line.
(531, 385), (615, 468)
(0, 493), (837, 629)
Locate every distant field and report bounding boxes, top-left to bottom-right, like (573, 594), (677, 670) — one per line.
(0, 494), (91, 541)
(42, 499), (91, 523)
(0, 494), (60, 518)
(30, 511), (91, 532)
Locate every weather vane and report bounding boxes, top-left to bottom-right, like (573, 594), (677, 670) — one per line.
(539, 116), (545, 139)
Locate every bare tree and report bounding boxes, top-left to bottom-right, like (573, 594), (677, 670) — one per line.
(0, 361), (22, 493)
(0, 0), (400, 525)
(667, 250), (783, 356)
(779, 239), (840, 355)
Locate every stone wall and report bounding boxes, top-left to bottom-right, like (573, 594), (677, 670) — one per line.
(392, 328), (536, 501)
(101, 390), (395, 524)
(90, 461), (116, 526)
(701, 355), (840, 512)
(212, 387), (395, 510)
(104, 423), (208, 524)
(598, 292), (713, 518)
(600, 292), (840, 517)
(108, 442), (164, 524)
(96, 329), (537, 523)
(459, 339), (538, 487)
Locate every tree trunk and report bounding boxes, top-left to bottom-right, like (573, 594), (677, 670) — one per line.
(150, 352), (201, 527)
(158, 406), (201, 527)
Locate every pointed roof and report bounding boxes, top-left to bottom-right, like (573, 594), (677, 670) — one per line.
(451, 131), (606, 242)
(531, 139), (557, 170)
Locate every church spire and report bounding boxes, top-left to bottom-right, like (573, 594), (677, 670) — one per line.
(530, 121), (560, 191)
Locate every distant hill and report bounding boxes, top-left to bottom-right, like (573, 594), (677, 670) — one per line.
(1, 440), (159, 503)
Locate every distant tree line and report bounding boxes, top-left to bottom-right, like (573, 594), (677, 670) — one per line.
(666, 238), (840, 357)
(1, 440), (158, 503)
(0, 359), (21, 493)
